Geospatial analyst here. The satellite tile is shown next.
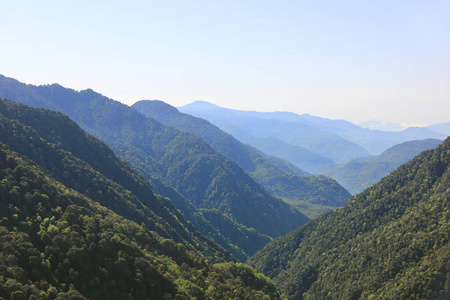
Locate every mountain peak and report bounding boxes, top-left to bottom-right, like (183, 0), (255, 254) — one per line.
(133, 99), (180, 116)
(181, 100), (221, 110)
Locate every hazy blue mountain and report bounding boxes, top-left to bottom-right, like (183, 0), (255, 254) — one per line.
(173, 110), (336, 174)
(248, 137), (450, 299)
(0, 75), (309, 259)
(428, 122), (450, 137)
(233, 135), (336, 174)
(233, 108), (447, 155)
(133, 100), (351, 217)
(179, 101), (370, 163)
(320, 139), (443, 195)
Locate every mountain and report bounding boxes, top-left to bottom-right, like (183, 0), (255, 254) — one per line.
(179, 101), (371, 164)
(240, 135), (337, 174)
(0, 94), (261, 262)
(234, 108), (447, 155)
(132, 100), (309, 177)
(132, 100), (351, 217)
(428, 122), (450, 137)
(0, 141), (280, 299)
(248, 137), (450, 299)
(146, 175), (270, 261)
(0, 98), (230, 260)
(0, 98), (266, 260)
(0, 75), (309, 259)
(321, 139), (443, 195)
(181, 102), (446, 157)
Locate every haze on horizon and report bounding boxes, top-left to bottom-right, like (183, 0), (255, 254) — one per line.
(1, 0), (449, 127)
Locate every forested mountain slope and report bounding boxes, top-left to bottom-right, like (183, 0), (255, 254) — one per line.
(133, 100), (351, 215)
(0, 98), (230, 261)
(133, 100), (308, 177)
(0, 75), (308, 258)
(248, 137), (450, 299)
(0, 98), (263, 260)
(321, 139), (443, 195)
(0, 144), (281, 299)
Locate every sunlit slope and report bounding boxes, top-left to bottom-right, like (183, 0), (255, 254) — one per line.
(0, 75), (309, 257)
(0, 143), (281, 299)
(0, 98), (230, 260)
(249, 137), (450, 299)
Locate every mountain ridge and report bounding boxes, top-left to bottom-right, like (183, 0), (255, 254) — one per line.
(0, 75), (309, 259)
(132, 100), (351, 216)
(179, 101), (370, 163)
(180, 100), (446, 156)
(0, 98), (232, 260)
(0, 140), (280, 299)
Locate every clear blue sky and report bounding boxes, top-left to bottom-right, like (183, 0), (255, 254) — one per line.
(1, 0), (449, 126)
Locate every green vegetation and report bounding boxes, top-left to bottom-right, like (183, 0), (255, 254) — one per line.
(0, 98), (257, 260)
(0, 144), (281, 299)
(133, 100), (351, 216)
(0, 76), (310, 259)
(200, 209), (272, 257)
(248, 137), (450, 299)
(3, 75), (448, 299)
(321, 139), (443, 195)
(132, 100), (307, 177)
(0, 98), (229, 260)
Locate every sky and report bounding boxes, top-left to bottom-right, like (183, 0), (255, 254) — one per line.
(1, 0), (449, 127)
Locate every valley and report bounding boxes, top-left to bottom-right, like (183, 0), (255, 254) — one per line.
(0, 75), (448, 299)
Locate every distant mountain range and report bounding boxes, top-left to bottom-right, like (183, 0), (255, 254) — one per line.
(358, 119), (450, 137)
(179, 101), (446, 159)
(1, 74), (449, 299)
(179, 101), (371, 164)
(178, 101), (447, 197)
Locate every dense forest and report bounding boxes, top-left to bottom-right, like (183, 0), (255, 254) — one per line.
(0, 99), (281, 298)
(133, 100), (351, 218)
(0, 97), (279, 261)
(0, 76), (310, 260)
(0, 98), (233, 259)
(248, 137), (450, 299)
(0, 144), (280, 299)
(1, 75), (449, 299)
